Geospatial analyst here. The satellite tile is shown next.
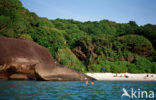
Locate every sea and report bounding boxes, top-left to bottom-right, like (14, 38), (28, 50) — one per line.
(0, 80), (156, 100)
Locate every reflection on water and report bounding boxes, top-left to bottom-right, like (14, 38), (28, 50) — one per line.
(0, 80), (156, 100)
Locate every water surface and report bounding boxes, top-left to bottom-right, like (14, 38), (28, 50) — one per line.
(0, 80), (156, 100)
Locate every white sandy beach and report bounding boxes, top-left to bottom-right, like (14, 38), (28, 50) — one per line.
(86, 73), (156, 81)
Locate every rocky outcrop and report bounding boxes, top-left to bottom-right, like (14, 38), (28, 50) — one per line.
(35, 63), (93, 81)
(0, 36), (94, 81)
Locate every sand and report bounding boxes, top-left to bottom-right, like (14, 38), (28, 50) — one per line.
(86, 73), (156, 81)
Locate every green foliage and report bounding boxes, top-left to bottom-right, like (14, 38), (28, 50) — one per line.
(118, 35), (154, 56)
(118, 35), (152, 46)
(56, 47), (86, 72)
(135, 57), (154, 73)
(0, 0), (156, 73)
(90, 58), (156, 73)
(90, 60), (129, 73)
(0, 15), (10, 29)
(20, 34), (33, 41)
(152, 62), (156, 73)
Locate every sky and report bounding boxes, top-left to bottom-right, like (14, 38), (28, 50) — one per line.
(20, 0), (156, 25)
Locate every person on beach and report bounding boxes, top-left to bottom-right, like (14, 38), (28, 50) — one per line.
(124, 74), (129, 78)
(144, 74), (149, 79)
(147, 74), (149, 77)
(151, 75), (153, 77)
(120, 75), (122, 77)
(113, 73), (118, 77)
(116, 73), (118, 77)
(124, 74), (126, 78)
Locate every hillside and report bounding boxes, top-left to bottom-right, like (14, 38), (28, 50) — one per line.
(0, 0), (156, 73)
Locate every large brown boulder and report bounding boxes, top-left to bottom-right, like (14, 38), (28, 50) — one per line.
(0, 36), (94, 81)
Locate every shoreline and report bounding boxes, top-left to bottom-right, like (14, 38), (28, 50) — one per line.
(85, 73), (156, 81)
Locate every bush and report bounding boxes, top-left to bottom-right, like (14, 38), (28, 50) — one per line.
(90, 58), (129, 73)
(135, 57), (153, 73)
(20, 34), (33, 41)
(118, 35), (154, 55)
(127, 63), (138, 73)
(152, 62), (156, 73)
(110, 61), (128, 73)
(56, 47), (86, 72)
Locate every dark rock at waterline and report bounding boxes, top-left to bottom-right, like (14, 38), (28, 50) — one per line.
(35, 63), (93, 81)
(9, 74), (29, 80)
(0, 36), (94, 81)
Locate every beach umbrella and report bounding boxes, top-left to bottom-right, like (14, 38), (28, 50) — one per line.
(101, 68), (106, 71)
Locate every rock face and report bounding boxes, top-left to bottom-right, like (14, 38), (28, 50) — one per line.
(9, 74), (29, 80)
(35, 63), (91, 81)
(0, 36), (94, 81)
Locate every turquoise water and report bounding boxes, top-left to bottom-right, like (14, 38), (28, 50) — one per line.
(0, 80), (156, 100)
